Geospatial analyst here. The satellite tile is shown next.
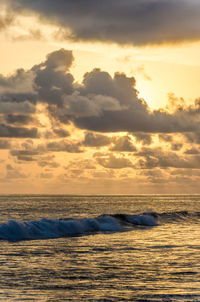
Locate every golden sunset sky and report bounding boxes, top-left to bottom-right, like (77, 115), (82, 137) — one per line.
(1, 0), (200, 194)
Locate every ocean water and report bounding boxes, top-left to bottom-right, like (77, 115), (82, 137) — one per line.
(0, 195), (200, 301)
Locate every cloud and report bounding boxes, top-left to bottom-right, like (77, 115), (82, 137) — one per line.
(96, 154), (134, 169)
(44, 48), (74, 71)
(5, 114), (37, 125)
(184, 148), (200, 155)
(65, 159), (96, 170)
(6, 164), (26, 179)
(171, 143), (183, 151)
(0, 5), (14, 32)
(38, 158), (59, 168)
(137, 147), (200, 169)
(33, 49), (74, 106)
(133, 133), (152, 145)
(62, 91), (122, 118)
(110, 136), (137, 152)
(10, 149), (40, 161)
(40, 172), (53, 179)
(53, 128), (69, 138)
(1, 48), (200, 140)
(46, 140), (82, 153)
(0, 101), (35, 114)
(0, 124), (39, 138)
(82, 132), (111, 147)
(0, 69), (35, 94)
(0, 140), (11, 149)
(9, 0), (200, 45)
(184, 131), (200, 144)
(68, 69), (200, 134)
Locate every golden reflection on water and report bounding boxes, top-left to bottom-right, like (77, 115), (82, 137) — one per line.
(0, 195), (200, 301)
(0, 224), (200, 301)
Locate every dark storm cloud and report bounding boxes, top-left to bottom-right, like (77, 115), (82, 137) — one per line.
(9, 0), (200, 45)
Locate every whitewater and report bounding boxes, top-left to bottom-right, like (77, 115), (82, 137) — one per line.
(0, 194), (200, 301)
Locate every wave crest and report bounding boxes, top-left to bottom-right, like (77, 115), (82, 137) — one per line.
(0, 213), (157, 242)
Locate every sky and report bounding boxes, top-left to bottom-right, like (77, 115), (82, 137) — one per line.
(1, 0), (200, 194)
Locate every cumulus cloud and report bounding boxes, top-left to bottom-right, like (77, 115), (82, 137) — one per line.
(9, 0), (200, 45)
(33, 49), (74, 107)
(1, 48), (200, 138)
(44, 48), (74, 71)
(68, 69), (200, 134)
(0, 69), (35, 94)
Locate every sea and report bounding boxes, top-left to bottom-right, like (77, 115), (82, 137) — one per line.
(0, 195), (200, 302)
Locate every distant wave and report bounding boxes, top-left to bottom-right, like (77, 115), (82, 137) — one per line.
(0, 211), (198, 242)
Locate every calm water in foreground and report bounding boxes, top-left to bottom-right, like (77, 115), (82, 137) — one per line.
(0, 195), (200, 301)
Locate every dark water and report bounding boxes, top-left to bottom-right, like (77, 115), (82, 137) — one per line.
(0, 195), (200, 301)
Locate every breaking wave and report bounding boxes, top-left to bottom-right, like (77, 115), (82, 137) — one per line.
(0, 211), (198, 242)
(0, 213), (157, 242)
